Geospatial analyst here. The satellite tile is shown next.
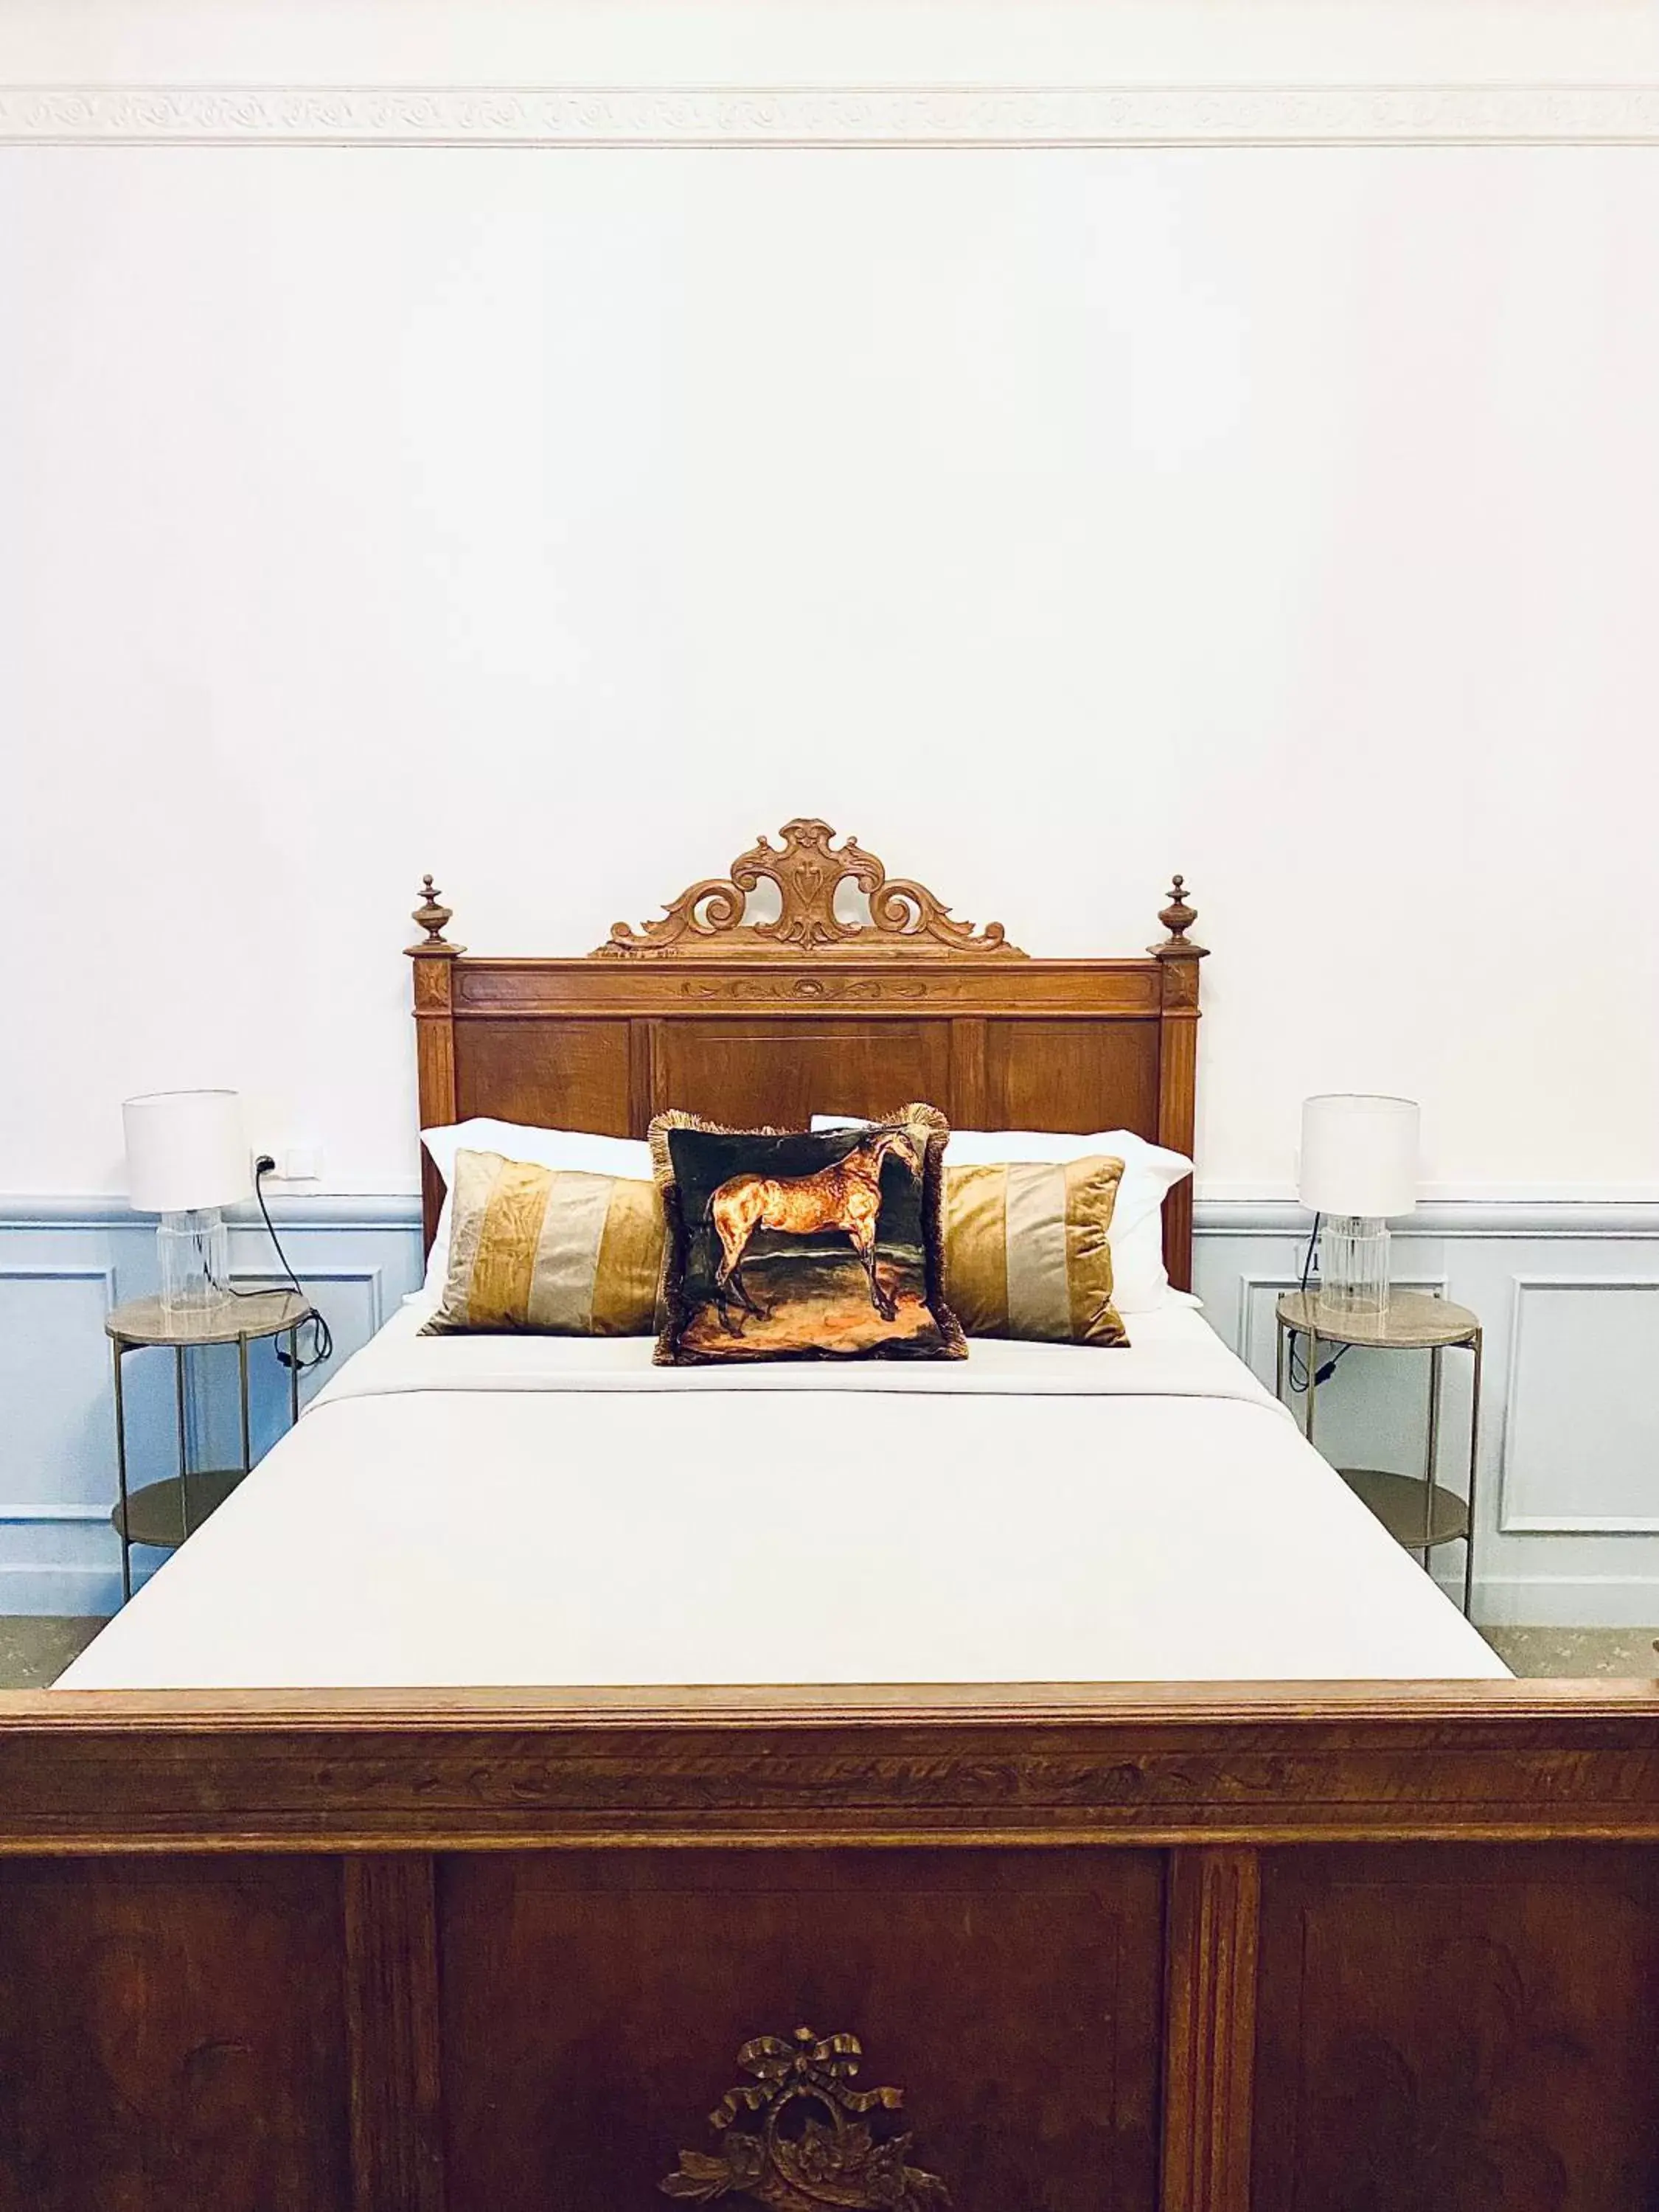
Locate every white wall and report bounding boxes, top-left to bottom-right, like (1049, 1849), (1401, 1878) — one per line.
(3, 4), (1658, 1205)
(5, 141), (1657, 1200)
(6, 0), (1659, 86)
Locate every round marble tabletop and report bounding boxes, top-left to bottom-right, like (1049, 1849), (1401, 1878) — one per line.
(1276, 1287), (1480, 1351)
(105, 1289), (311, 1348)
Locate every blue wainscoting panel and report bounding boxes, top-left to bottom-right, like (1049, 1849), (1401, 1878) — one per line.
(0, 1248), (122, 1616)
(0, 1265), (116, 1506)
(1500, 1277), (1659, 1534)
(0, 1198), (424, 1615)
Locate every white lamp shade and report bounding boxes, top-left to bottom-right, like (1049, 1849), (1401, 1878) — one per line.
(122, 1091), (251, 1214)
(1298, 1094), (1419, 1219)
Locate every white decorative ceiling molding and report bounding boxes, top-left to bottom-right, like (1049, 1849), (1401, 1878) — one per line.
(1, 83), (1657, 147)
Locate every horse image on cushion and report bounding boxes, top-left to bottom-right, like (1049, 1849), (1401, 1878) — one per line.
(650, 1107), (964, 1363)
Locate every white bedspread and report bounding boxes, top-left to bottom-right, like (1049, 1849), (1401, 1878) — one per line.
(60, 1301), (1506, 1688)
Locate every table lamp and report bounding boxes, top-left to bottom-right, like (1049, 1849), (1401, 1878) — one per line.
(122, 1090), (252, 1320)
(1298, 1093), (1419, 1318)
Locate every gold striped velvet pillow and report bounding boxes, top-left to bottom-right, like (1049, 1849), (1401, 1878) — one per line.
(423, 1149), (664, 1335)
(944, 1155), (1128, 1346)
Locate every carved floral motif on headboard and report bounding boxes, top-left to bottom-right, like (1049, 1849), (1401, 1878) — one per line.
(592, 818), (1026, 959)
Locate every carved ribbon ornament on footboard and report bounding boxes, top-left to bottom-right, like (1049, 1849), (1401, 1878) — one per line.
(660, 2025), (950, 2211)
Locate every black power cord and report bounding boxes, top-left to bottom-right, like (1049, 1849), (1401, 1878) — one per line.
(1286, 1208), (1349, 1396)
(212, 1156), (333, 1373)
(254, 1158), (334, 1372)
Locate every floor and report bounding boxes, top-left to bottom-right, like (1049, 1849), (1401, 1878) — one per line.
(0, 1616), (105, 1688)
(1, 1617), (1656, 1688)
(1485, 1627), (1659, 1679)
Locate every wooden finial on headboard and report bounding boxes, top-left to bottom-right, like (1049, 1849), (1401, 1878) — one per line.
(406, 874), (465, 958)
(1150, 874), (1208, 960)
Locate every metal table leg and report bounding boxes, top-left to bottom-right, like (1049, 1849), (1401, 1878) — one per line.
(239, 1330), (251, 1475)
(111, 1338), (131, 1605)
(175, 1345), (192, 1540)
(1303, 1326), (1318, 1447)
(1423, 1343), (1443, 1568)
(1464, 1331), (1484, 1618)
(288, 1324), (300, 1427)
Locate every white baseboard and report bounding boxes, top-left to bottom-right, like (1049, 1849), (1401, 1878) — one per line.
(1462, 1575), (1659, 1630)
(0, 1563), (155, 1618)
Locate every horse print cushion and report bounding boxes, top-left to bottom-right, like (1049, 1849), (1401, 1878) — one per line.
(422, 1149), (664, 1335)
(649, 1106), (965, 1364)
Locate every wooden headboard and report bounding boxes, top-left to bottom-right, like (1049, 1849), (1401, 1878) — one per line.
(406, 819), (1208, 1288)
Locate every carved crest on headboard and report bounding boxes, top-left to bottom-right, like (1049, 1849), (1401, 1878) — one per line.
(593, 818), (1025, 959)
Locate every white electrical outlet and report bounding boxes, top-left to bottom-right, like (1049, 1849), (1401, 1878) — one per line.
(279, 1145), (321, 1182)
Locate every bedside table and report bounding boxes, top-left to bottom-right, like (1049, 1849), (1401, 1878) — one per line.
(106, 1290), (312, 1604)
(1275, 1289), (1484, 1617)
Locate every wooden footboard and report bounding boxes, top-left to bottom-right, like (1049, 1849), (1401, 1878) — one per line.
(3, 1680), (1658, 2210)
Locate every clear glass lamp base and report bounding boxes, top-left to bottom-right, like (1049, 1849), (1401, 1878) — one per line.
(1317, 1214), (1392, 1318)
(157, 1208), (232, 1320)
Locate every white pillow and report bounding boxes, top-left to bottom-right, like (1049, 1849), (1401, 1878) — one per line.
(810, 1117), (1194, 1313)
(420, 1119), (653, 1293)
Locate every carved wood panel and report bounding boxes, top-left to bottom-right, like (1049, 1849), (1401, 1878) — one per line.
(452, 1016), (634, 1135)
(447, 1010), (1170, 1155)
(1253, 1844), (1659, 2211)
(0, 1857), (352, 2211)
(435, 1847), (1164, 2212)
(983, 1018), (1161, 1138)
(648, 1021), (956, 1133)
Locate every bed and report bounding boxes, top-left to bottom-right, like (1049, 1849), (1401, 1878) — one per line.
(5, 821), (1659, 2212)
(57, 1296), (1505, 1689)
